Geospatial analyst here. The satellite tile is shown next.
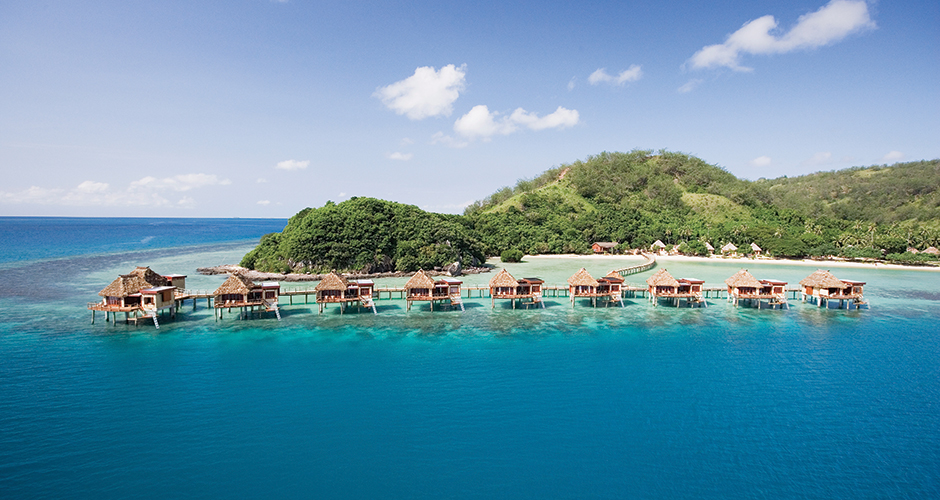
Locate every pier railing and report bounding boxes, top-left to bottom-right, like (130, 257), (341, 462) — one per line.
(612, 253), (656, 277)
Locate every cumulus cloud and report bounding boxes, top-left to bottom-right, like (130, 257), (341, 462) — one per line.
(0, 174), (230, 208)
(688, 0), (875, 71)
(749, 156), (772, 167)
(387, 152), (413, 161)
(588, 65), (643, 85)
(801, 151), (834, 167)
(677, 79), (704, 94)
(275, 159), (309, 171)
(880, 151), (905, 163)
(430, 132), (469, 149)
(374, 64), (467, 120)
(453, 105), (579, 140)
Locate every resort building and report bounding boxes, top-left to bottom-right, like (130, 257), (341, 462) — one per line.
(924, 246), (940, 256)
(214, 274), (281, 320)
(404, 270), (463, 311)
(89, 266), (178, 328)
(162, 273), (187, 289)
(799, 270), (866, 309)
(568, 268), (624, 307)
(645, 269), (705, 307)
(313, 271), (375, 314)
(651, 240), (667, 255)
(750, 243), (762, 257)
(724, 270), (788, 309)
(704, 242), (715, 255)
(488, 269), (544, 309)
(592, 242), (618, 254)
(721, 242), (738, 256)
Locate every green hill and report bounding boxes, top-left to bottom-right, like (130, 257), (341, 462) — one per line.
(239, 151), (940, 272)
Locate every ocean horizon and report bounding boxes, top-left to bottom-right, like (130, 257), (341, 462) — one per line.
(1, 217), (938, 499)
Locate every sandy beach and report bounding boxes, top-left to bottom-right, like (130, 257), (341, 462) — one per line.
(526, 252), (940, 272)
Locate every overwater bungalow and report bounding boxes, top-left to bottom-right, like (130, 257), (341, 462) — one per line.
(488, 269), (544, 309)
(592, 242), (618, 254)
(404, 270), (464, 311)
(799, 270), (867, 309)
(88, 266), (178, 327)
(162, 273), (187, 289)
(313, 271), (375, 314)
(646, 269), (705, 307)
(568, 268), (623, 307)
(725, 270), (788, 309)
(213, 274), (281, 320)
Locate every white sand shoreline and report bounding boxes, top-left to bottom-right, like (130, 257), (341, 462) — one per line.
(524, 253), (940, 272)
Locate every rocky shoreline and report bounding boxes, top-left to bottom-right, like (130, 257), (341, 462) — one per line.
(197, 264), (494, 282)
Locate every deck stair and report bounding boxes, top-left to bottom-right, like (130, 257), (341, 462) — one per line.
(450, 294), (465, 312)
(360, 296), (377, 314)
(533, 292), (545, 309)
(265, 300), (282, 321)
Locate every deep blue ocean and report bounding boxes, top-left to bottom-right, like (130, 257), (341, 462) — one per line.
(1, 217), (938, 499)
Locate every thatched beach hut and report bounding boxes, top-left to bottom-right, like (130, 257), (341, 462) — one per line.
(488, 269), (543, 309)
(721, 242), (738, 256)
(314, 271), (374, 314)
(799, 270), (866, 309)
(725, 270), (788, 309)
(651, 240), (667, 255)
(750, 242), (762, 256)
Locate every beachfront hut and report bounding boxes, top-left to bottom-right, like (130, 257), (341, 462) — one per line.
(488, 269), (543, 309)
(592, 242), (618, 254)
(646, 269), (705, 307)
(799, 270), (866, 309)
(704, 242), (715, 255)
(924, 246), (940, 256)
(721, 242), (738, 256)
(404, 270), (463, 311)
(213, 274), (281, 320)
(725, 270), (788, 309)
(750, 243), (762, 257)
(651, 240), (667, 255)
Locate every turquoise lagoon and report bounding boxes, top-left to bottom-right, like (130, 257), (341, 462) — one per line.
(0, 217), (938, 499)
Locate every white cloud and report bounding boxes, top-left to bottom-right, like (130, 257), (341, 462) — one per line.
(257, 200), (271, 206)
(256, 178), (268, 183)
(688, 0), (875, 71)
(567, 78), (577, 91)
(129, 173), (231, 192)
(0, 174), (230, 208)
(275, 159), (309, 171)
(749, 156), (772, 167)
(400, 137), (414, 146)
(338, 192), (347, 198)
(588, 65), (643, 85)
(387, 152), (413, 161)
(801, 151), (834, 167)
(678, 79), (704, 94)
(453, 105), (580, 140)
(374, 64), (467, 120)
(880, 151), (905, 163)
(430, 132), (469, 149)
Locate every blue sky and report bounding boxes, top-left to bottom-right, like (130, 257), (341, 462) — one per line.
(1, 0), (937, 217)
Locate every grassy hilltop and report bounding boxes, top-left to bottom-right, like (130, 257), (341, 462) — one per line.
(241, 150), (940, 273)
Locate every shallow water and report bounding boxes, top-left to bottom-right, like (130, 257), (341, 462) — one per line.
(1, 219), (938, 499)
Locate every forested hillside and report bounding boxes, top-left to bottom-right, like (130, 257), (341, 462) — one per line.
(240, 151), (940, 273)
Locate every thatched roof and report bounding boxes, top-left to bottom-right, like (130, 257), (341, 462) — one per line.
(924, 246), (940, 255)
(704, 242), (715, 251)
(646, 268), (679, 287)
(750, 242), (762, 252)
(315, 271), (348, 291)
(129, 266), (169, 287)
(651, 240), (666, 249)
(721, 242), (738, 252)
(567, 268), (598, 287)
(799, 270), (845, 288)
(593, 242), (618, 248)
(214, 274), (255, 296)
(725, 269), (761, 288)
(405, 269), (435, 289)
(488, 268), (518, 288)
(99, 274), (151, 297)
